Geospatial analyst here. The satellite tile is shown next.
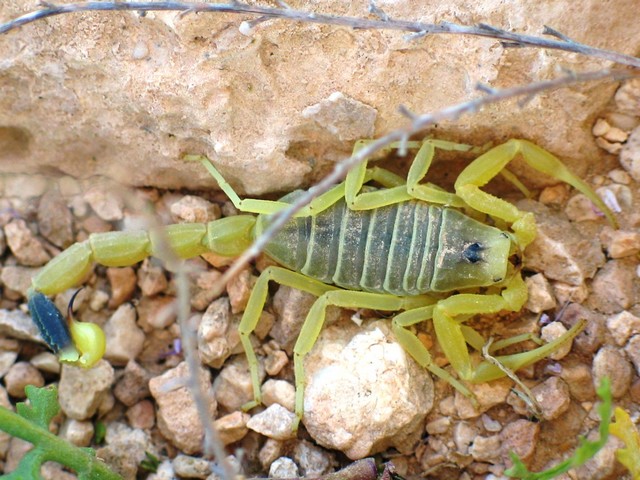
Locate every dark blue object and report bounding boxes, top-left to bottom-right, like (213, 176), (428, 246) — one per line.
(28, 292), (72, 353)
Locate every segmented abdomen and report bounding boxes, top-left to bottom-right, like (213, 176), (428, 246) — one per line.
(260, 191), (443, 296)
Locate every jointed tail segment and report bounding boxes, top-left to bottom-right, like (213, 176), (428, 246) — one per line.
(27, 138), (615, 429)
(28, 214), (256, 368)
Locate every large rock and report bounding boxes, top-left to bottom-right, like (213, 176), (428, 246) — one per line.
(1, 1), (639, 194)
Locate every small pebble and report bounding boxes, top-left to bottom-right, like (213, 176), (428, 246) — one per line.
(126, 399), (156, 430)
(592, 118), (610, 137)
(37, 189), (74, 248)
(599, 228), (640, 258)
(173, 454), (212, 479)
(264, 347), (289, 376)
(518, 200), (605, 286)
(59, 419), (94, 447)
(269, 457), (299, 479)
(198, 297), (237, 369)
(455, 379), (511, 419)
(190, 269), (223, 311)
(4, 219), (51, 266)
(469, 435), (501, 463)
(620, 126), (640, 181)
(292, 440), (333, 477)
(226, 269), (256, 314)
(624, 335), (640, 376)
(531, 377), (571, 421)
(97, 422), (156, 479)
(606, 310), (640, 346)
(481, 414), (502, 433)
(213, 411), (250, 445)
(595, 136), (622, 155)
(541, 322), (572, 360)
(524, 273), (556, 313)
(103, 303), (145, 366)
(559, 303), (604, 355)
(603, 126), (628, 143)
(261, 379), (295, 412)
(303, 322), (433, 459)
(4, 362), (44, 398)
(170, 195), (220, 223)
(552, 281), (588, 304)
(559, 360), (596, 402)
(426, 417), (451, 435)
(1, 266), (38, 297)
(453, 421), (479, 455)
(500, 419), (539, 466)
(149, 361), (216, 455)
(588, 259), (636, 314)
(83, 185), (124, 221)
(592, 345), (632, 398)
(137, 295), (176, 331)
(89, 289), (110, 311)
(246, 404), (298, 440)
(30, 352), (61, 374)
(4, 174), (48, 198)
(113, 360), (151, 407)
(0, 308), (43, 344)
(608, 168), (631, 184)
(107, 267), (137, 308)
(0, 351), (18, 379)
(214, 356), (263, 412)
(58, 360), (115, 420)
(137, 259), (168, 297)
(614, 78), (640, 116)
(259, 439), (284, 470)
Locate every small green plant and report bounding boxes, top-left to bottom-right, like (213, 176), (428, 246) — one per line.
(140, 451), (161, 473)
(505, 378), (612, 480)
(609, 406), (640, 480)
(94, 420), (107, 445)
(0, 384), (121, 480)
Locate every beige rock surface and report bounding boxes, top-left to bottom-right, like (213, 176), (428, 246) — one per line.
(1, 1), (639, 195)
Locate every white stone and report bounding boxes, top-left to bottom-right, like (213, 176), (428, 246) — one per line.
(303, 321), (433, 459)
(246, 404), (298, 441)
(606, 311), (640, 346)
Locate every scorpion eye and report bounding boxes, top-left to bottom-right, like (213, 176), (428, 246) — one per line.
(463, 242), (484, 264)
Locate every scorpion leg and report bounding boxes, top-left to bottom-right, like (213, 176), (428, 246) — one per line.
(345, 139), (474, 209)
(186, 154), (348, 217)
(454, 139), (617, 246)
(432, 274), (585, 383)
(237, 266), (337, 412)
(391, 306), (476, 400)
(240, 266), (435, 430)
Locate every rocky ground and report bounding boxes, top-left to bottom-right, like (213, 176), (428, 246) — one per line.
(0, 78), (639, 480)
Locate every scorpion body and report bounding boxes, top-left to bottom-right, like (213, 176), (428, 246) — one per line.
(27, 138), (616, 428)
(260, 191), (511, 295)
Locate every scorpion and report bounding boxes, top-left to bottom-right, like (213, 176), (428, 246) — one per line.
(27, 138), (616, 428)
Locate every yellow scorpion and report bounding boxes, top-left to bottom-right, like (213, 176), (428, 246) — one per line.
(28, 138), (615, 427)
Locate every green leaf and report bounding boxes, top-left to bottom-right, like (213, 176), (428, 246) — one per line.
(94, 420), (107, 444)
(1, 449), (47, 480)
(505, 377), (612, 480)
(609, 407), (640, 480)
(0, 385), (122, 479)
(16, 384), (60, 430)
(140, 451), (161, 473)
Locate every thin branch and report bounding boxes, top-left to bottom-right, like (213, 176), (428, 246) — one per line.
(131, 200), (236, 480)
(1, 2), (639, 67)
(208, 68), (639, 297)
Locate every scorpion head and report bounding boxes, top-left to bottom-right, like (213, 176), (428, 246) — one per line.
(431, 209), (512, 292)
